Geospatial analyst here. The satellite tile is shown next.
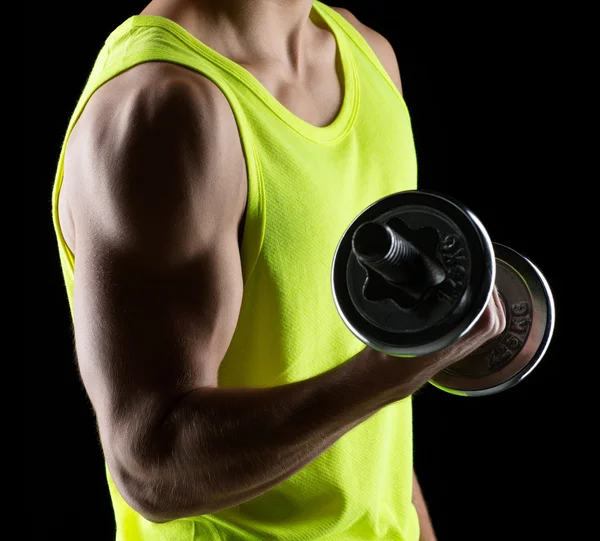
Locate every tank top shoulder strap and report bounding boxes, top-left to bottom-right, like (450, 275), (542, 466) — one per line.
(312, 2), (404, 102)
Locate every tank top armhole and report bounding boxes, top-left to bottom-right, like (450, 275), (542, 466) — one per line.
(215, 84), (267, 286)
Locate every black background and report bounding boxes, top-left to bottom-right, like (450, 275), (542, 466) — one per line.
(27, 2), (572, 540)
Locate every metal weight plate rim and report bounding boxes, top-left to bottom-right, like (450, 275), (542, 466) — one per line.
(429, 243), (556, 396)
(331, 189), (496, 357)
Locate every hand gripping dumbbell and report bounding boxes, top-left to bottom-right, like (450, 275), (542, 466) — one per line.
(331, 190), (555, 397)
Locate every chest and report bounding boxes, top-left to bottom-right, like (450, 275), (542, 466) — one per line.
(240, 51), (343, 129)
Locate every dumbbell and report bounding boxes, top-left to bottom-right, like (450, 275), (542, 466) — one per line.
(331, 190), (555, 397)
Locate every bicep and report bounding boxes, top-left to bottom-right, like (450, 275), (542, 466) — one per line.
(73, 225), (243, 434)
(67, 66), (246, 463)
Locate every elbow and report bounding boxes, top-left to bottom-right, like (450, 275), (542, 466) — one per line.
(131, 500), (175, 525)
(109, 458), (173, 523)
(109, 455), (216, 523)
(135, 494), (218, 524)
(104, 409), (221, 522)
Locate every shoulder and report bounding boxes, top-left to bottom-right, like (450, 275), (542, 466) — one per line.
(61, 61), (246, 252)
(329, 6), (403, 94)
(69, 61), (237, 160)
(66, 60), (245, 196)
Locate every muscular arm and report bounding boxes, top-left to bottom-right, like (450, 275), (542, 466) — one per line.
(64, 62), (453, 523)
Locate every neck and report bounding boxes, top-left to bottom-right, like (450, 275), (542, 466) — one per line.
(143, 0), (320, 70)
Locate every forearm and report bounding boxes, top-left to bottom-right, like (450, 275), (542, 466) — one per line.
(413, 471), (438, 541)
(117, 350), (426, 522)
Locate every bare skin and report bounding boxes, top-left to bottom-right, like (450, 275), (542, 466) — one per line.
(58, 0), (505, 535)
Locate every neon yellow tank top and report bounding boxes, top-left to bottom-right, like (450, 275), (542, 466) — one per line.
(51, 2), (420, 539)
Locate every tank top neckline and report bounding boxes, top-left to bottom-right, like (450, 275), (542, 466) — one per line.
(125, 2), (359, 143)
